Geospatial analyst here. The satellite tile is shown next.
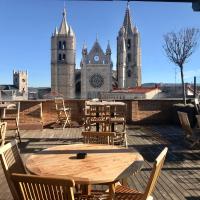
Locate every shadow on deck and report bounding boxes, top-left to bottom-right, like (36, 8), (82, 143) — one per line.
(0, 125), (200, 200)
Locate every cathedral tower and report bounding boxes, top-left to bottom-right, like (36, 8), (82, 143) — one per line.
(13, 70), (28, 94)
(51, 8), (76, 98)
(117, 4), (141, 88)
(13, 70), (28, 99)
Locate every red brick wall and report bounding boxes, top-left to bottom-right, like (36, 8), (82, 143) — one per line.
(130, 99), (181, 124)
(1, 99), (182, 130)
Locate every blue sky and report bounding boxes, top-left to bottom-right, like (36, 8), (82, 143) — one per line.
(0, 0), (200, 87)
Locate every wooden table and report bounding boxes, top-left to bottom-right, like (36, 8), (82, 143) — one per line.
(86, 101), (126, 107)
(26, 144), (143, 194)
(85, 101), (126, 132)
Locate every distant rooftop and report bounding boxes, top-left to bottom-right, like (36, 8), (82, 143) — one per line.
(113, 86), (159, 94)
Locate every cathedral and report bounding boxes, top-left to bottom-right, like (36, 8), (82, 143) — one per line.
(51, 4), (141, 99)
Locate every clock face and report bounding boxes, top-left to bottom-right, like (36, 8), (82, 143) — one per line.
(89, 73), (104, 88)
(94, 55), (99, 62)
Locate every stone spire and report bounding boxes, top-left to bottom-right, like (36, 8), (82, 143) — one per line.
(82, 41), (87, 55)
(68, 26), (74, 36)
(54, 27), (58, 36)
(59, 8), (69, 35)
(123, 2), (133, 34)
(106, 40), (111, 55)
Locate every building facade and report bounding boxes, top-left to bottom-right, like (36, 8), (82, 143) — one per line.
(80, 40), (112, 99)
(117, 4), (141, 88)
(51, 8), (76, 99)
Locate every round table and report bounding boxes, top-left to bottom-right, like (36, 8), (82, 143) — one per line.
(26, 144), (143, 188)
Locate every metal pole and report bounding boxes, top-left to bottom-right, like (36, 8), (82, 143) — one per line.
(194, 76), (197, 98)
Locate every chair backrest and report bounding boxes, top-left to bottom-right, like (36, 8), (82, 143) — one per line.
(11, 173), (75, 200)
(0, 122), (7, 146)
(177, 111), (193, 136)
(55, 97), (65, 110)
(143, 147), (168, 200)
(82, 131), (116, 145)
(0, 140), (26, 199)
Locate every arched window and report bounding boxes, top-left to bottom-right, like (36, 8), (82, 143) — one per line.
(63, 54), (66, 60)
(58, 54), (62, 61)
(58, 41), (62, 49)
(127, 53), (131, 62)
(127, 70), (131, 78)
(63, 41), (66, 49)
(127, 39), (131, 49)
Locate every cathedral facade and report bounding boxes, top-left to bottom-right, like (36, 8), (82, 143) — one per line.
(80, 40), (112, 99)
(51, 5), (141, 99)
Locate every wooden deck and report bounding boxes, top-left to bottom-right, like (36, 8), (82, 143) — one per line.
(0, 125), (200, 200)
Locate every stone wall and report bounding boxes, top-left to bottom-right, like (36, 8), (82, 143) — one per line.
(0, 99), (182, 130)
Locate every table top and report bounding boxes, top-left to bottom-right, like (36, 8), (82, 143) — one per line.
(86, 101), (126, 106)
(26, 144), (143, 185)
(0, 104), (9, 108)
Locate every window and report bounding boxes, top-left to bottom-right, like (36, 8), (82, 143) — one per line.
(127, 39), (131, 49)
(127, 70), (131, 78)
(63, 54), (66, 60)
(127, 53), (131, 62)
(63, 41), (66, 49)
(58, 54), (62, 61)
(58, 41), (62, 49)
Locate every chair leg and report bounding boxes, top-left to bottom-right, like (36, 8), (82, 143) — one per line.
(124, 133), (128, 148)
(63, 120), (68, 129)
(15, 120), (21, 143)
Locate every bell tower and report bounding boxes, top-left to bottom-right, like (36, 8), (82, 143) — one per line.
(117, 3), (141, 88)
(13, 70), (28, 94)
(51, 8), (76, 98)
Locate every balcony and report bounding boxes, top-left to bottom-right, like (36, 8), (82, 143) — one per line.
(0, 99), (200, 200)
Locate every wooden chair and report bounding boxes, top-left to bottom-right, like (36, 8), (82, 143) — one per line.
(113, 132), (128, 148)
(1, 102), (21, 142)
(0, 122), (7, 146)
(113, 147), (168, 200)
(82, 131), (116, 145)
(177, 111), (200, 147)
(55, 97), (71, 129)
(11, 173), (75, 200)
(11, 173), (110, 200)
(88, 105), (110, 132)
(109, 104), (126, 133)
(0, 140), (26, 200)
(109, 103), (127, 147)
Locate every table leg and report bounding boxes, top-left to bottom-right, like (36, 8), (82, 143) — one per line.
(96, 108), (99, 132)
(40, 102), (43, 129)
(81, 184), (92, 195)
(111, 112), (114, 132)
(109, 183), (115, 200)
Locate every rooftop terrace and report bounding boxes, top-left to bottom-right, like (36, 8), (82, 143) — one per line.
(1, 124), (200, 200)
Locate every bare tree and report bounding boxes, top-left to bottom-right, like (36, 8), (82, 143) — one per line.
(163, 28), (199, 104)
